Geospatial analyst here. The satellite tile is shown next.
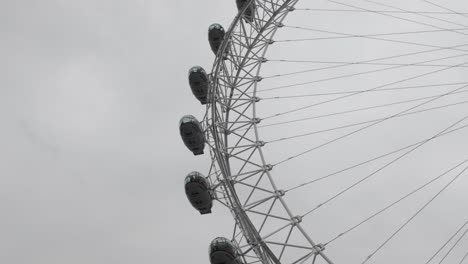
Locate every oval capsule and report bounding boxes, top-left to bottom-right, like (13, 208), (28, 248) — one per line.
(179, 115), (205, 155)
(188, 66), (209, 105)
(184, 171), (213, 214)
(208, 23), (227, 55)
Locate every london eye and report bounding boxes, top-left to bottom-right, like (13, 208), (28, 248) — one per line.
(179, 1), (468, 263)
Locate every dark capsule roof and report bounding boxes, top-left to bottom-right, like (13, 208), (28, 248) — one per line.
(209, 237), (237, 255)
(179, 115), (200, 127)
(185, 171), (209, 186)
(209, 23), (225, 33)
(188, 66), (207, 76)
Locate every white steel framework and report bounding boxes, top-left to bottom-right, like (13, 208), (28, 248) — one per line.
(203, 1), (334, 263)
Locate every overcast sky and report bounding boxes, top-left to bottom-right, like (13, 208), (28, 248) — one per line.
(1, 1), (238, 263)
(2, 1), (468, 264)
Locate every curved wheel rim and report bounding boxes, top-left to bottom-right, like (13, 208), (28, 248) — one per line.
(204, 1), (335, 263)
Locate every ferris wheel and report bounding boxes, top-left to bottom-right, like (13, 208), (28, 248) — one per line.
(178, 0), (468, 263)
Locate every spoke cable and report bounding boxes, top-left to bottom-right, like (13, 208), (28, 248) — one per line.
(324, 161), (468, 246)
(359, 0), (468, 28)
(422, 0), (468, 20)
(294, 8), (468, 15)
(438, 228), (468, 264)
(460, 250), (468, 264)
(270, 75), (468, 167)
(327, 0), (468, 37)
(267, 97), (468, 143)
(261, 82), (468, 100)
(262, 57), (468, 120)
(265, 60), (468, 68)
(298, 109), (468, 220)
(424, 220), (468, 264)
(259, 42), (468, 92)
(275, 27), (468, 43)
(361, 165), (468, 263)
(284, 122), (468, 193)
(261, 90), (468, 131)
(257, 41), (468, 83)
(261, 53), (468, 93)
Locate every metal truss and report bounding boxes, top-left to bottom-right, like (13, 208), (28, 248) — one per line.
(203, 1), (335, 263)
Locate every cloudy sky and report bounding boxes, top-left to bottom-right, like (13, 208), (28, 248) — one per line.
(2, 1), (237, 263)
(2, 0), (468, 264)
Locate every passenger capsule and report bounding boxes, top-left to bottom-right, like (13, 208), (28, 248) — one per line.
(236, 0), (256, 22)
(188, 66), (209, 105)
(184, 172), (213, 214)
(179, 115), (206, 155)
(208, 23), (226, 55)
(209, 237), (242, 264)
